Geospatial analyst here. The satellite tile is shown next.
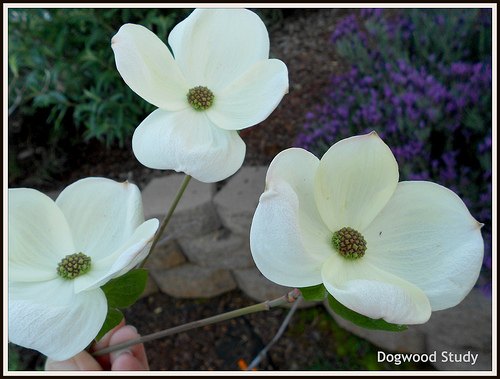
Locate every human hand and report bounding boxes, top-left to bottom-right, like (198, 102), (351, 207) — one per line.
(45, 319), (149, 370)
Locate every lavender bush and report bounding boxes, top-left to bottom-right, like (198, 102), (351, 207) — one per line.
(295, 8), (492, 295)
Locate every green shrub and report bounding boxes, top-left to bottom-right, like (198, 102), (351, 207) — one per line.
(8, 8), (286, 188)
(8, 8), (192, 148)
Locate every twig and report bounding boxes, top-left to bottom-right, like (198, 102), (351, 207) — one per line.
(139, 174), (192, 268)
(92, 289), (301, 357)
(8, 91), (24, 116)
(245, 295), (303, 370)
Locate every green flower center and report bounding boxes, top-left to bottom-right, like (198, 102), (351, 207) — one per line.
(332, 227), (367, 259)
(57, 252), (91, 279)
(187, 86), (215, 110)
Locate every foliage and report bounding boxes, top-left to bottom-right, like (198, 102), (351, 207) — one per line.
(8, 8), (192, 147)
(327, 294), (407, 332)
(8, 343), (45, 371)
(7, 8), (286, 187)
(299, 283), (327, 302)
(300, 284), (407, 331)
(97, 268), (149, 339)
(291, 307), (435, 370)
(295, 8), (492, 295)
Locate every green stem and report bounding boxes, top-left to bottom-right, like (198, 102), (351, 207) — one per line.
(92, 289), (301, 357)
(139, 174), (192, 269)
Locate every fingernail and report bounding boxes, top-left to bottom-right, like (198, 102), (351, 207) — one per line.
(124, 325), (138, 334)
(110, 348), (133, 360)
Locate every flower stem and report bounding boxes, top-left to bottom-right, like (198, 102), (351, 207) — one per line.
(92, 289), (301, 357)
(139, 174), (192, 269)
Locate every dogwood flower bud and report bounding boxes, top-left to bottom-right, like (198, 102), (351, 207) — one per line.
(187, 86), (215, 110)
(332, 227), (367, 259)
(57, 252), (91, 279)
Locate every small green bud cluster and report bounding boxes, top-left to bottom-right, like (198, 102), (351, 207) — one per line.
(332, 227), (367, 259)
(57, 252), (91, 279)
(187, 86), (215, 110)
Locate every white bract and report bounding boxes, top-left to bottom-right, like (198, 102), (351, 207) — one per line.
(111, 9), (289, 183)
(8, 178), (159, 360)
(250, 132), (484, 325)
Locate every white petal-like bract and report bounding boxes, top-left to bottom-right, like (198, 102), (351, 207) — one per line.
(132, 108), (246, 182)
(8, 178), (159, 360)
(111, 23), (190, 111)
(168, 8), (270, 92)
(112, 8), (288, 182)
(250, 132), (484, 325)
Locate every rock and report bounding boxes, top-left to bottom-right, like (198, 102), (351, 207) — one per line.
(142, 174), (220, 238)
(144, 239), (187, 270)
(151, 263), (237, 299)
(140, 240), (186, 298)
(423, 289), (492, 371)
(323, 298), (427, 354)
(232, 267), (317, 309)
(139, 274), (160, 299)
(323, 288), (492, 371)
(213, 166), (267, 236)
(178, 228), (254, 269)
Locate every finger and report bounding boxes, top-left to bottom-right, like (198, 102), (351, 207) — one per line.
(109, 325), (149, 370)
(91, 318), (126, 351)
(45, 351), (103, 371)
(111, 350), (148, 370)
(90, 318), (126, 369)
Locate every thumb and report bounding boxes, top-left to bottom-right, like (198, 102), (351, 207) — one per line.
(45, 351), (103, 371)
(108, 325), (149, 370)
(110, 349), (147, 370)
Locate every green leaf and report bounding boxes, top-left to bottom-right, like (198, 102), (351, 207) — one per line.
(101, 269), (148, 309)
(9, 55), (19, 77)
(298, 283), (327, 302)
(327, 294), (407, 332)
(95, 308), (123, 341)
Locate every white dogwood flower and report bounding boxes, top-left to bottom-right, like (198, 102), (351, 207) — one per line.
(250, 132), (484, 325)
(112, 8), (289, 182)
(8, 178), (159, 360)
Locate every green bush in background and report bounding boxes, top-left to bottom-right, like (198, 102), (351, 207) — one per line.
(8, 8), (193, 147)
(8, 8), (284, 187)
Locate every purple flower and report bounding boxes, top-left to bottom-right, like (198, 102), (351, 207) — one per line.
(298, 9), (492, 288)
(360, 8), (384, 19)
(435, 14), (445, 26)
(330, 14), (361, 44)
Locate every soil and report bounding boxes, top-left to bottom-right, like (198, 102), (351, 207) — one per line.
(8, 9), (435, 372)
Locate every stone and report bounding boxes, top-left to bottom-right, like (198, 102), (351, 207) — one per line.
(323, 298), (427, 354)
(323, 288), (492, 371)
(139, 240), (185, 299)
(139, 274), (160, 299)
(151, 263), (237, 299)
(422, 289), (492, 371)
(178, 228), (254, 269)
(232, 266), (317, 309)
(144, 239), (187, 270)
(141, 174), (221, 238)
(213, 166), (267, 236)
